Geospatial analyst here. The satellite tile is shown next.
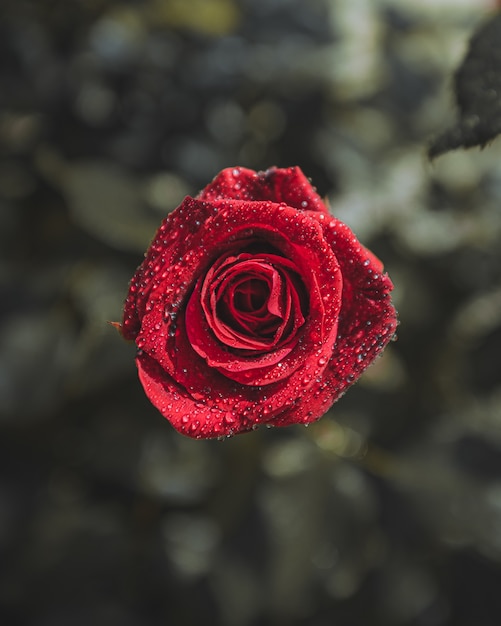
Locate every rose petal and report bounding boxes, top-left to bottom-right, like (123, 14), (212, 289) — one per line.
(121, 198), (216, 340)
(136, 353), (253, 439)
(198, 166), (328, 213)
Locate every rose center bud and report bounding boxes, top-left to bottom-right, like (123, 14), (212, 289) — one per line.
(233, 278), (269, 313)
(201, 251), (307, 352)
(219, 273), (283, 338)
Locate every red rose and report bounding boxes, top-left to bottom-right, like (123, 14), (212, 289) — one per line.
(119, 167), (397, 439)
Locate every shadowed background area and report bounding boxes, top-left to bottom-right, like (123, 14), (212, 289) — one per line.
(2, 0), (501, 624)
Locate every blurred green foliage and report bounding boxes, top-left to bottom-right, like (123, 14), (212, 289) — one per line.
(1, 0), (501, 625)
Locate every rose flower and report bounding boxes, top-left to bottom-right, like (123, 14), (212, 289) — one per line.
(118, 167), (397, 438)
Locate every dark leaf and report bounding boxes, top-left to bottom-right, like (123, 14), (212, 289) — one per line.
(428, 13), (501, 159)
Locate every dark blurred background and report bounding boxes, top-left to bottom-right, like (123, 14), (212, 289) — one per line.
(2, 0), (501, 624)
